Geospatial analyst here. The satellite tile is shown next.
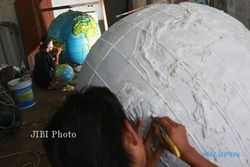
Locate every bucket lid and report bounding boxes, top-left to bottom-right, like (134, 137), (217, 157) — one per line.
(8, 78), (21, 87)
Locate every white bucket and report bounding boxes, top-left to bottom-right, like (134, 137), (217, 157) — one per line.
(8, 78), (36, 109)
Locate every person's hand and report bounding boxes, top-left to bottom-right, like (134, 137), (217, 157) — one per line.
(56, 47), (63, 55)
(153, 117), (218, 167)
(137, 119), (164, 167)
(152, 117), (191, 157)
(55, 47), (62, 64)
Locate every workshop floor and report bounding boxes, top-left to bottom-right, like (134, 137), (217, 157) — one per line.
(0, 83), (68, 167)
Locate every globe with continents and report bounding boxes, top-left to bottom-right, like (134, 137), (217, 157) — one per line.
(55, 64), (74, 84)
(48, 10), (101, 64)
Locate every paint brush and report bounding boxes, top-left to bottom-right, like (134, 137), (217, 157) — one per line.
(156, 123), (181, 158)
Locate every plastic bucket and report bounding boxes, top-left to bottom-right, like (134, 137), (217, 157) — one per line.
(8, 78), (35, 109)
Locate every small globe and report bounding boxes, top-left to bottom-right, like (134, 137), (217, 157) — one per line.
(48, 10), (101, 64)
(55, 64), (74, 83)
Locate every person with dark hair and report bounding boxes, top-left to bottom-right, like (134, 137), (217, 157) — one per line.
(33, 36), (62, 90)
(44, 86), (217, 167)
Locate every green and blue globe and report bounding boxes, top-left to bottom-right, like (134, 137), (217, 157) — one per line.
(48, 10), (101, 64)
(55, 64), (74, 84)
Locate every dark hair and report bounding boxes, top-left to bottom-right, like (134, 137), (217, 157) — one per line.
(39, 36), (52, 50)
(43, 86), (133, 167)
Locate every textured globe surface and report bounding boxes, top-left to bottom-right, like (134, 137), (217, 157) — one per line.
(55, 64), (74, 83)
(48, 10), (101, 64)
(77, 2), (250, 167)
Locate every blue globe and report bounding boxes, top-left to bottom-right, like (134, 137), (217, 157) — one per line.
(55, 64), (74, 84)
(48, 10), (101, 64)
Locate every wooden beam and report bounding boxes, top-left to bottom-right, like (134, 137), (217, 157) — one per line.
(100, 0), (108, 30)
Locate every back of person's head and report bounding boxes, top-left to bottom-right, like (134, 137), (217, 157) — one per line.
(39, 36), (52, 51)
(44, 86), (133, 167)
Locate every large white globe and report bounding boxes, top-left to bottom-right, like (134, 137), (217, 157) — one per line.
(77, 2), (250, 167)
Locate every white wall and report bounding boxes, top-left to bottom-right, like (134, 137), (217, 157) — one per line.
(51, 0), (104, 20)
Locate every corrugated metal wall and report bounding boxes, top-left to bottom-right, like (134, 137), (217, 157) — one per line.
(0, 22), (26, 66)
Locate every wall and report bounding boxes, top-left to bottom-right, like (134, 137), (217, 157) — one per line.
(214, 0), (250, 29)
(0, 0), (26, 66)
(0, 0), (18, 24)
(51, 0), (102, 19)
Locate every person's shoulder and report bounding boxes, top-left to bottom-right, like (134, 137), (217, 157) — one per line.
(40, 51), (51, 58)
(36, 50), (47, 55)
(36, 51), (51, 60)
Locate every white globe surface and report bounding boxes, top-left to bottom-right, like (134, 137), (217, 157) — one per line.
(77, 2), (250, 167)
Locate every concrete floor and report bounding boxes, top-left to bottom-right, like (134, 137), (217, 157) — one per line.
(0, 83), (68, 167)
